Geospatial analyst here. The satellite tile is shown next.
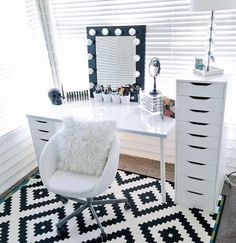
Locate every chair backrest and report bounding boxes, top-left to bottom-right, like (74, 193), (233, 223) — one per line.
(39, 125), (120, 198)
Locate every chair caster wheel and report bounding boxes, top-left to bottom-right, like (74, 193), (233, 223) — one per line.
(124, 202), (131, 210)
(100, 232), (107, 242)
(57, 226), (66, 237)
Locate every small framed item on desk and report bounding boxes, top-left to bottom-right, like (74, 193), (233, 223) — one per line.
(162, 96), (175, 118)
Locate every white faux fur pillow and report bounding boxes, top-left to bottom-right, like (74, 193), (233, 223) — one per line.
(57, 116), (116, 176)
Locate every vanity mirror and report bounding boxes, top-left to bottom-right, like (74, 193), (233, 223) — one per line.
(87, 25), (146, 97)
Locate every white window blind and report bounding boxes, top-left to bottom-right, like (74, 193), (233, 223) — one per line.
(0, 0), (53, 137)
(47, 0), (236, 122)
(48, 0), (236, 93)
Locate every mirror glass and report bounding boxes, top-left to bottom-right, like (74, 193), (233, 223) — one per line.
(96, 36), (136, 88)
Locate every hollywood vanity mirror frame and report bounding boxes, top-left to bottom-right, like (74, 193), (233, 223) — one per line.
(86, 25), (146, 97)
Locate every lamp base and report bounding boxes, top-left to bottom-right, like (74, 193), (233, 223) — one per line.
(193, 66), (224, 76)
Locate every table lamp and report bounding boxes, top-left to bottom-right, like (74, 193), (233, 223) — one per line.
(190, 0), (236, 76)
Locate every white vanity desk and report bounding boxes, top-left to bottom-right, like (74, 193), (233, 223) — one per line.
(26, 100), (175, 203)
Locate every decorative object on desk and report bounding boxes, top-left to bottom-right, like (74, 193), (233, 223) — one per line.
(1, 170), (224, 243)
(149, 57), (161, 96)
(140, 91), (163, 114)
(102, 85), (112, 103)
(118, 85), (130, 104)
(130, 84), (140, 102)
(48, 88), (62, 105)
(111, 92), (121, 104)
(195, 56), (205, 71)
(190, 0), (236, 76)
(120, 94), (130, 104)
(66, 89), (89, 102)
(162, 96), (175, 118)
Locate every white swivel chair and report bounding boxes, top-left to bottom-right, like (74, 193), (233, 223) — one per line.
(39, 128), (130, 241)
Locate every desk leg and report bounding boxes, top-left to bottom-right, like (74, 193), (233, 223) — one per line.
(160, 137), (166, 203)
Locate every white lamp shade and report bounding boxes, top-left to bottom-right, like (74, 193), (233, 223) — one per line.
(190, 0), (236, 11)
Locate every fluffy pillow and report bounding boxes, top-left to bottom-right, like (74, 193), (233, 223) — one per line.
(57, 116), (116, 176)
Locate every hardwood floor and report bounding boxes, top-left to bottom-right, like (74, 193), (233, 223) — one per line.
(119, 154), (236, 243)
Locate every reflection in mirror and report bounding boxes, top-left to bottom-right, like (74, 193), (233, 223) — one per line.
(96, 36), (136, 88)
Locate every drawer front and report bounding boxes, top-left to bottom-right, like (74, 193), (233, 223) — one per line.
(177, 144), (218, 165)
(176, 159), (217, 181)
(178, 108), (222, 125)
(176, 187), (214, 211)
(178, 121), (221, 137)
(177, 81), (224, 98)
(177, 173), (215, 196)
(177, 132), (219, 149)
(177, 95), (223, 113)
(31, 128), (56, 141)
(28, 117), (57, 132)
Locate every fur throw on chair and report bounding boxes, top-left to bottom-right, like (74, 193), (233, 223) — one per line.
(57, 116), (116, 176)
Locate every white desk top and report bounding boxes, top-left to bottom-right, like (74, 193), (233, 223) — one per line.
(26, 101), (175, 138)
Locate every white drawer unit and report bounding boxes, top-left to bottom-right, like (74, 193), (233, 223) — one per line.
(27, 115), (62, 162)
(176, 78), (227, 213)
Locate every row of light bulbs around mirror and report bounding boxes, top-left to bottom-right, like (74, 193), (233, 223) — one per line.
(88, 27), (137, 37)
(87, 28), (141, 47)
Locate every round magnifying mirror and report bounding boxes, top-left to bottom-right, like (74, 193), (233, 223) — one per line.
(149, 57), (161, 96)
(115, 28), (122, 36)
(87, 39), (93, 46)
(133, 38), (140, 46)
(89, 29), (96, 36)
(88, 53), (93, 60)
(133, 55), (140, 62)
(88, 68), (94, 75)
(102, 28), (109, 35)
(129, 28), (136, 36)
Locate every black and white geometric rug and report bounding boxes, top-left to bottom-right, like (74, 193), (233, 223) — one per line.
(0, 170), (224, 243)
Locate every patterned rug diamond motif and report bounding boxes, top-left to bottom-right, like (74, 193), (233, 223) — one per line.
(0, 170), (223, 242)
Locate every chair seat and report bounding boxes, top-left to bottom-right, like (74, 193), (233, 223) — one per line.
(47, 170), (100, 199)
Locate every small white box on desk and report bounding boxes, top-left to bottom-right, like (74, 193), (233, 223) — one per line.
(140, 91), (162, 114)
